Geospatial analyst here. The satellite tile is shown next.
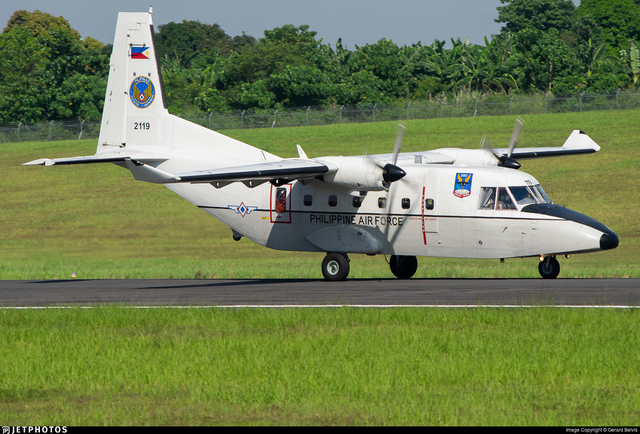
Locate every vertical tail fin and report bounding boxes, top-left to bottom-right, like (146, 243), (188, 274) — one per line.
(97, 11), (274, 163)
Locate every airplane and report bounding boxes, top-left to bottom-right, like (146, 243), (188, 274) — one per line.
(24, 11), (619, 281)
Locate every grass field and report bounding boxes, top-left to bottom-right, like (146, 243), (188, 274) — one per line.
(2, 111), (640, 426)
(1, 109), (638, 279)
(1, 306), (639, 425)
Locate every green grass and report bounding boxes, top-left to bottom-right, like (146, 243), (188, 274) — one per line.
(1, 110), (639, 279)
(1, 306), (638, 425)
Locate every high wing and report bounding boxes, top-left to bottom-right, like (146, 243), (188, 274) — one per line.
(171, 159), (330, 187)
(494, 130), (600, 160)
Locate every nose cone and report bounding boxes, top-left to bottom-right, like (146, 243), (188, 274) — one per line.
(600, 231), (619, 250)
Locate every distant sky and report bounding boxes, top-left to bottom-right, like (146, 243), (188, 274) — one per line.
(1, 0), (581, 48)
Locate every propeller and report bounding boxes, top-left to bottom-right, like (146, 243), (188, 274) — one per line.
(365, 122), (407, 187)
(481, 117), (524, 170)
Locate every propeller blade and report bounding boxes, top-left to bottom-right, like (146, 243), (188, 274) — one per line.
(507, 117), (524, 158)
(392, 122), (405, 166)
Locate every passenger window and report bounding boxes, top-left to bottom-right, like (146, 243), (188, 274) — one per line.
(328, 195), (338, 207)
(378, 197), (387, 209)
(352, 196), (362, 208)
(496, 187), (516, 210)
(402, 198), (411, 209)
(303, 195), (313, 206)
(479, 187), (497, 210)
(425, 198), (434, 210)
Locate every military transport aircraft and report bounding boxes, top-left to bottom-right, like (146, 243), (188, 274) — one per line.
(24, 11), (619, 280)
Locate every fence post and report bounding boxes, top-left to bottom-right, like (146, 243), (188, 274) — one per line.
(473, 97), (479, 117)
(208, 112), (213, 129)
(509, 96), (514, 116)
(544, 92), (549, 114)
(240, 110), (245, 129)
(78, 119), (85, 140)
(616, 88), (621, 109)
(17, 122), (22, 142)
(339, 105), (344, 123)
(48, 120), (54, 141)
(372, 103), (377, 122)
(306, 106), (311, 126)
(272, 109), (278, 128)
(579, 92), (584, 112)
(406, 101), (411, 120)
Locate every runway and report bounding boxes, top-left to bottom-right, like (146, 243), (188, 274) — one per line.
(0, 278), (638, 307)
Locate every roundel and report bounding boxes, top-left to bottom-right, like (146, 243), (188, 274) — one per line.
(130, 76), (155, 108)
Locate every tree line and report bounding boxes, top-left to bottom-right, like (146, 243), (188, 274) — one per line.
(2, 0), (640, 124)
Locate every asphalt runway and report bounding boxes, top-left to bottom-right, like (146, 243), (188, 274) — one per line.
(0, 278), (638, 307)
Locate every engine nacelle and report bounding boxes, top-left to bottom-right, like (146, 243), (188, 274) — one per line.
(315, 156), (388, 191)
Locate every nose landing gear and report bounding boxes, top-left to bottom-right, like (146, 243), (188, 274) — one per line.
(539, 256), (560, 279)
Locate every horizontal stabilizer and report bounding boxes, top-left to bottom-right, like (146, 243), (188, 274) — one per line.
(23, 155), (168, 166)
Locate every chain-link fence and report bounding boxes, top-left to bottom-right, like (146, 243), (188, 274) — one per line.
(3, 91), (640, 143)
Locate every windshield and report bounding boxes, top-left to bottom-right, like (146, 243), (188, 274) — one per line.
(509, 184), (552, 205)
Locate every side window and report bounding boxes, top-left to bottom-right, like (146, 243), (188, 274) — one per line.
(303, 195), (313, 206)
(328, 195), (338, 207)
(401, 198), (411, 209)
(275, 188), (287, 213)
(352, 196), (362, 208)
(378, 197), (387, 209)
(479, 187), (496, 210)
(497, 187), (516, 210)
(425, 198), (434, 210)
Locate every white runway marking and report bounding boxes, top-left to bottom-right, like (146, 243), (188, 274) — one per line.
(2, 305), (638, 309)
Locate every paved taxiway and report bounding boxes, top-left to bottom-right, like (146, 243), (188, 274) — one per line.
(0, 279), (638, 307)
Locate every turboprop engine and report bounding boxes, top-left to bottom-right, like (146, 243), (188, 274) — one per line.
(316, 155), (406, 191)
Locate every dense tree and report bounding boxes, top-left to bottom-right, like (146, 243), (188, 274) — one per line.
(0, 10), (108, 122)
(578, 0), (640, 48)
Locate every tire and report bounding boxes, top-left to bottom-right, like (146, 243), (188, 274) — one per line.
(389, 255), (418, 279)
(538, 256), (560, 279)
(322, 253), (350, 281)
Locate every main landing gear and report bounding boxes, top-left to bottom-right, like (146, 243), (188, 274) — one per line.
(321, 253), (419, 281)
(389, 255), (418, 279)
(322, 252), (350, 281)
(538, 256), (560, 279)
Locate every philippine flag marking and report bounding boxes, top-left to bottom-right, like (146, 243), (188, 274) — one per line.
(131, 46), (150, 59)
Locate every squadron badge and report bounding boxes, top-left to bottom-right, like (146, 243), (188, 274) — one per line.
(130, 76), (155, 108)
(453, 172), (473, 198)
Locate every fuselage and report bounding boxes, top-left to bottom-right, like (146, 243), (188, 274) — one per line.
(165, 160), (618, 260)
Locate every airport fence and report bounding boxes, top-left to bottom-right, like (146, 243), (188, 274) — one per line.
(3, 90), (640, 143)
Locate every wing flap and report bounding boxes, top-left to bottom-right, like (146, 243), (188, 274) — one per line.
(176, 159), (330, 184)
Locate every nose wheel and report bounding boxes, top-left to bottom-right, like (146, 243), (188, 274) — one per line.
(538, 256), (560, 279)
(322, 253), (350, 281)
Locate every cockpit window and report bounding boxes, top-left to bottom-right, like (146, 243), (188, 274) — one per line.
(509, 184), (552, 205)
(479, 187), (497, 210)
(497, 187), (516, 210)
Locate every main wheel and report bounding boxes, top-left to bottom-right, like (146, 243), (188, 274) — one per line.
(389, 255), (418, 279)
(538, 256), (560, 279)
(322, 253), (350, 281)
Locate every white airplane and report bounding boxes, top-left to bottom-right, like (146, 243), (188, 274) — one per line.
(24, 11), (619, 281)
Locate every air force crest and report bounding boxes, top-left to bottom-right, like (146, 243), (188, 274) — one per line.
(228, 202), (258, 217)
(453, 173), (473, 198)
(130, 76), (155, 108)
